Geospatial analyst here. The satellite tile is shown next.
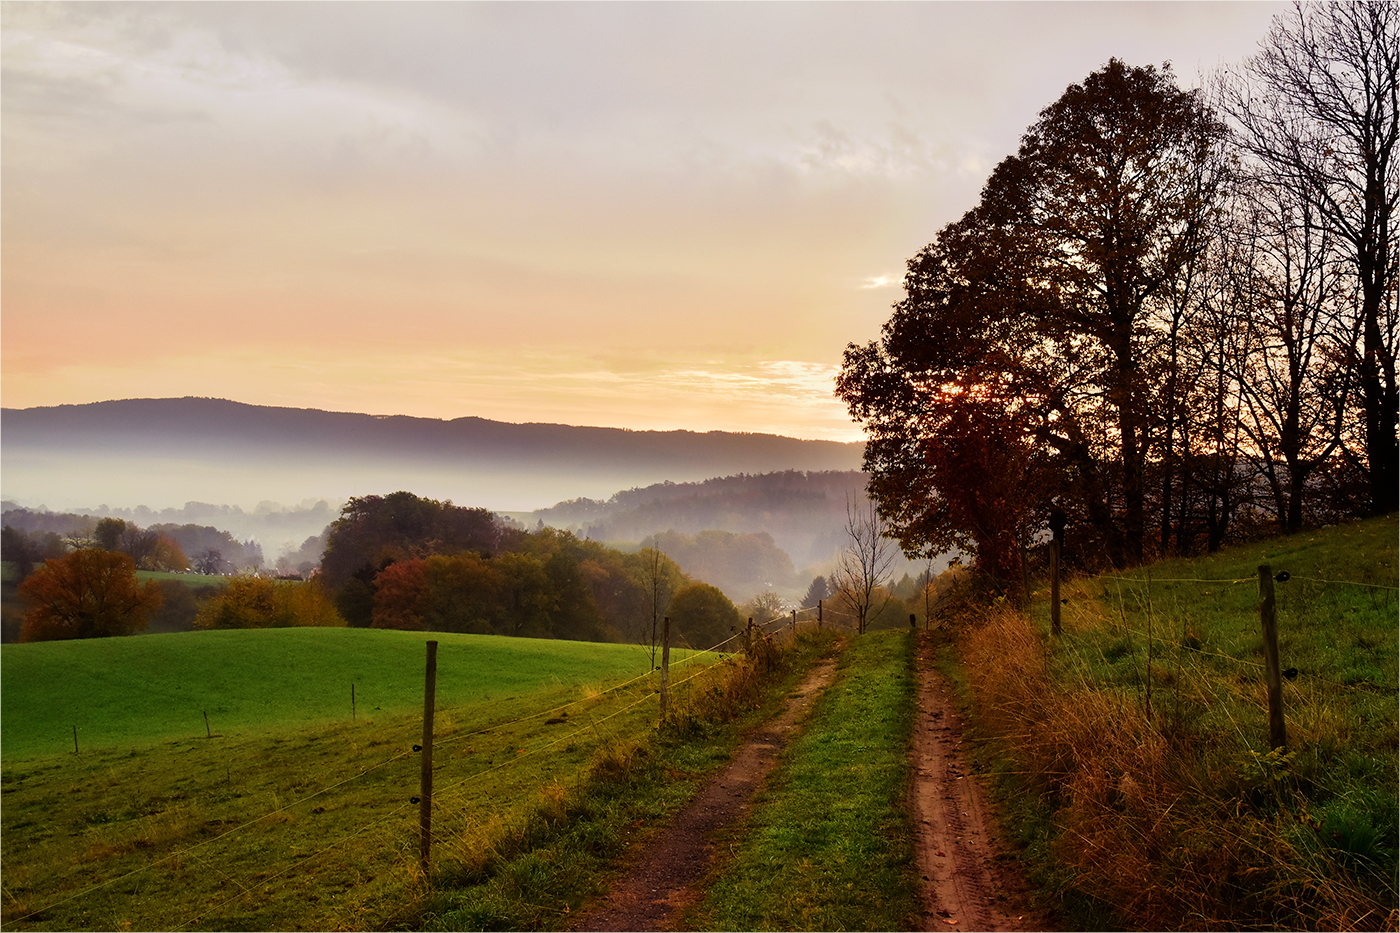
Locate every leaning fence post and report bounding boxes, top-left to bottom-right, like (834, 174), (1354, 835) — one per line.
(1258, 567), (1286, 751)
(659, 617), (671, 723)
(420, 640), (438, 877)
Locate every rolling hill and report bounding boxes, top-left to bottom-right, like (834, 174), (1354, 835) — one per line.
(1, 397), (864, 514)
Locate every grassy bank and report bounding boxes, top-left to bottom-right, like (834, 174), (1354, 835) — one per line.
(684, 629), (922, 931)
(0, 631), (721, 931)
(947, 515), (1398, 930)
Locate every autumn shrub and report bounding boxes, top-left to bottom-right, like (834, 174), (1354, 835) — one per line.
(194, 576), (345, 629)
(661, 630), (835, 742)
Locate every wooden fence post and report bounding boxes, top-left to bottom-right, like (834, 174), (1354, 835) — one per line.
(352, 683), (357, 722)
(1258, 567), (1287, 750)
(420, 640), (438, 877)
(818, 599), (822, 629)
(73, 725), (78, 755)
(791, 609), (797, 635)
(1050, 540), (1062, 636)
(659, 618), (671, 722)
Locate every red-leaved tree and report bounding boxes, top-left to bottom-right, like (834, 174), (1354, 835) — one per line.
(18, 549), (163, 641)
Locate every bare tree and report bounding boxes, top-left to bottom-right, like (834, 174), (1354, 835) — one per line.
(1224, 0), (1400, 515)
(742, 590), (788, 626)
(1229, 168), (1351, 532)
(831, 497), (897, 635)
(193, 548), (225, 576)
(637, 539), (677, 669)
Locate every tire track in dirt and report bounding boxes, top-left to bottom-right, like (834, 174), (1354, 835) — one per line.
(569, 648), (843, 933)
(910, 630), (1050, 931)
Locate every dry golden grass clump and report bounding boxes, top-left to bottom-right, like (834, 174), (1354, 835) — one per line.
(956, 518), (1398, 933)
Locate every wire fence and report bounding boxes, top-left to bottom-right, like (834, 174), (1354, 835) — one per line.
(5, 625), (769, 931)
(1053, 565), (1398, 704)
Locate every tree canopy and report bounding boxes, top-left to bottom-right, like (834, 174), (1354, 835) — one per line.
(319, 492), (695, 647)
(840, 60), (1227, 574)
(18, 549), (163, 641)
(839, 31), (1398, 580)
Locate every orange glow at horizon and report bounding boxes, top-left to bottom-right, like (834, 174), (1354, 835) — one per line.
(2, 2), (1285, 445)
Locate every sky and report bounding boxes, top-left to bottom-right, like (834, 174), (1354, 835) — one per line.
(2, 1), (1287, 443)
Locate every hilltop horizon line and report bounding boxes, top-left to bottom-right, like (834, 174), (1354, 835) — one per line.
(3, 396), (863, 446)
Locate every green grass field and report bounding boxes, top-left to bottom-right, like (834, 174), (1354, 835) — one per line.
(1, 629), (726, 931)
(134, 570), (229, 588)
(1, 628), (681, 760)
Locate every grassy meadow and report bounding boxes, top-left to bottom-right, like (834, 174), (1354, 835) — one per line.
(134, 570), (230, 588)
(0, 629), (725, 931)
(2, 518), (1393, 931)
(2, 628), (675, 759)
(952, 514), (1399, 930)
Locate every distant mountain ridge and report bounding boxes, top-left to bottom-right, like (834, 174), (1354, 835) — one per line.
(3, 397), (860, 463)
(1, 398), (864, 513)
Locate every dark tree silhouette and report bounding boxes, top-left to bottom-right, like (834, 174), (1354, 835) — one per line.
(838, 60), (1229, 569)
(1224, 0), (1400, 516)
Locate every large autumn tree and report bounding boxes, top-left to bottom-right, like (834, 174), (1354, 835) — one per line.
(320, 492), (510, 626)
(838, 60), (1228, 572)
(18, 549), (163, 641)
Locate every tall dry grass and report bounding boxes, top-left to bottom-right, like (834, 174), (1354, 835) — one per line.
(960, 604), (1396, 931)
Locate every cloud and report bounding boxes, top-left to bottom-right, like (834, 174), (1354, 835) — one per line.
(2, 0), (1287, 449)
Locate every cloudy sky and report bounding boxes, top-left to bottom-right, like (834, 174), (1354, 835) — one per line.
(3, 1), (1285, 442)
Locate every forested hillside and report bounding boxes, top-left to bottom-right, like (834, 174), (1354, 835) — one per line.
(1, 398), (863, 514)
(532, 471), (884, 573)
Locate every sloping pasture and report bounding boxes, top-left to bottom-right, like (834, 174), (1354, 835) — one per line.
(2, 627), (667, 759)
(962, 514), (1398, 929)
(1, 629), (721, 930)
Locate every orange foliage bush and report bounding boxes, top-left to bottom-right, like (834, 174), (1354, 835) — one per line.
(18, 549), (162, 641)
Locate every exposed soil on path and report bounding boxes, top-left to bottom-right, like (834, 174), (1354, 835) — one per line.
(568, 648), (844, 933)
(910, 630), (1053, 931)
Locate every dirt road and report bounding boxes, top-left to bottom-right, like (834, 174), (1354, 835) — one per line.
(910, 630), (1048, 931)
(568, 651), (843, 932)
(571, 632), (1047, 931)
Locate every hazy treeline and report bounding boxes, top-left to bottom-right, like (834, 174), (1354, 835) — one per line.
(2, 506), (267, 574)
(322, 491), (743, 650)
(839, 5), (1400, 583)
(1, 510), (284, 643)
(534, 471), (883, 574)
(0, 498), (335, 562)
(644, 530), (797, 603)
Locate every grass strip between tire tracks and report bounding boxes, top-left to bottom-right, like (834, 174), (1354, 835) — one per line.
(416, 630), (839, 931)
(684, 628), (923, 932)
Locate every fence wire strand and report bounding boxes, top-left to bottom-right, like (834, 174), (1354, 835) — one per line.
(11, 631), (750, 928)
